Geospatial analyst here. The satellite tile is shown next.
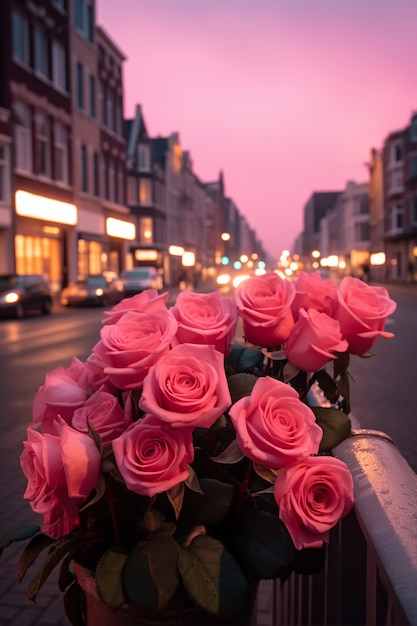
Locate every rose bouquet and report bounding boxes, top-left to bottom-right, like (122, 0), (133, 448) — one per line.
(0, 272), (397, 624)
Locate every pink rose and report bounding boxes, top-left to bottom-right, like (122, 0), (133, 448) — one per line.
(333, 277), (397, 355)
(112, 415), (194, 497)
(92, 309), (178, 390)
(102, 289), (169, 325)
(170, 291), (238, 355)
(71, 388), (134, 444)
(274, 455), (354, 550)
(20, 423), (101, 538)
(234, 272), (295, 348)
(228, 377), (322, 468)
(32, 358), (90, 430)
(291, 271), (338, 321)
(59, 419), (101, 499)
(285, 308), (348, 372)
(140, 343), (231, 429)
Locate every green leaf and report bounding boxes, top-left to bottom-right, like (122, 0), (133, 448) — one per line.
(63, 579), (86, 626)
(231, 508), (296, 580)
(0, 524), (40, 556)
(122, 535), (180, 611)
(18, 533), (56, 581)
(180, 478), (235, 525)
(25, 535), (85, 602)
(95, 549), (127, 609)
(179, 534), (248, 619)
(311, 406), (352, 451)
(225, 344), (263, 375)
(227, 372), (258, 404)
(185, 465), (204, 494)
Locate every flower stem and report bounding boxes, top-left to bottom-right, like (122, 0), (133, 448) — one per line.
(236, 459), (253, 520)
(105, 480), (122, 546)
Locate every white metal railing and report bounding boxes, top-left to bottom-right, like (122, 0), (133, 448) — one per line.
(256, 423), (417, 626)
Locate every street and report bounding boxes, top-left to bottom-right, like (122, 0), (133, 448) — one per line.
(0, 284), (415, 625)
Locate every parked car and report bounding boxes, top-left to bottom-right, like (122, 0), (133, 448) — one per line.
(119, 267), (163, 297)
(0, 274), (53, 319)
(60, 274), (124, 307)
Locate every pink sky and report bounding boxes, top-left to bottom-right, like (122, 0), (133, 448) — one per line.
(97, 0), (416, 263)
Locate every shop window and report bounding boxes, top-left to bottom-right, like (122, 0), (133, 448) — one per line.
(77, 238), (103, 275)
(15, 235), (60, 290)
(14, 101), (32, 173)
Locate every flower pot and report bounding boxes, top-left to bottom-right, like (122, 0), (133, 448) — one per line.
(74, 562), (258, 626)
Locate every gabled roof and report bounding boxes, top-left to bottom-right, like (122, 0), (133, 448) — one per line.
(125, 104), (150, 159)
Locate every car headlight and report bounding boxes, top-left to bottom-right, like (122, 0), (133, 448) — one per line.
(95, 288), (104, 296)
(4, 292), (20, 304)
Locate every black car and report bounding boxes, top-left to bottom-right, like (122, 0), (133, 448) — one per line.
(60, 274), (124, 307)
(0, 274), (53, 318)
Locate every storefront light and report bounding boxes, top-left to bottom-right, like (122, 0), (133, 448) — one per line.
(15, 190), (77, 225)
(169, 245), (184, 256)
(370, 252), (386, 266)
(106, 218), (135, 240)
(182, 251), (195, 267)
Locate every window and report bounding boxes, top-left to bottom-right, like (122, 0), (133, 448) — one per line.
(117, 162), (124, 204)
(52, 41), (67, 91)
(410, 155), (417, 180)
(34, 27), (49, 78)
(12, 11), (29, 65)
(354, 222), (369, 243)
(391, 204), (404, 231)
(54, 122), (69, 184)
(411, 116), (417, 143)
(139, 179), (152, 205)
(93, 152), (100, 196)
(80, 144), (88, 192)
(74, 0), (84, 31)
(35, 112), (51, 177)
(127, 177), (137, 204)
(106, 89), (114, 130)
(139, 217), (153, 243)
(411, 197), (417, 226)
(89, 75), (96, 117)
(355, 195), (369, 215)
(138, 144), (151, 172)
(76, 62), (84, 109)
(388, 168), (404, 193)
(108, 156), (115, 201)
(0, 146), (8, 202)
(87, 4), (94, 42)
(100, 81), (106, 125)
(14, 101), (32, 173)
(391, 142), (403, 164)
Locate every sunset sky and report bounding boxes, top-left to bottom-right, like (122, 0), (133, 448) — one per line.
(97, 0), (416, 263)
